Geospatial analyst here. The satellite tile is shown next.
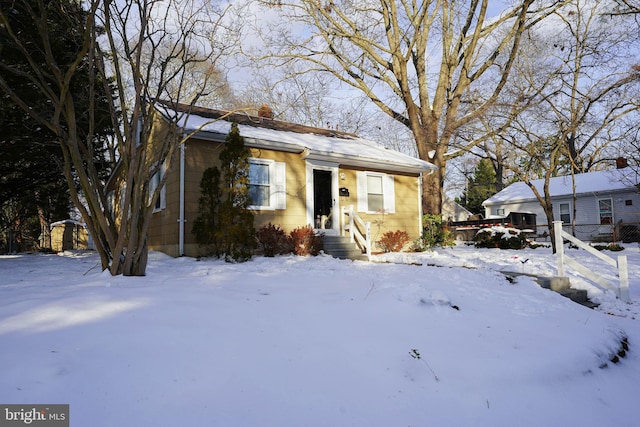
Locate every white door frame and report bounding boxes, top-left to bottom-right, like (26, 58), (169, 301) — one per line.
(306, 160), (340, 235)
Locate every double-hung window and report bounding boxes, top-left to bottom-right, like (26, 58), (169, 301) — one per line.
(149, 163), (166, 211)
(248, 158), (286, 210)
(356, 172), (395, 214)
(367, 174), (384, 212)
(598, 198), (613, 224)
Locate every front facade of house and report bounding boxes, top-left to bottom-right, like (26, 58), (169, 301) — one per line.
(147, 104), (437, 257)
(482, 169), (640, 241)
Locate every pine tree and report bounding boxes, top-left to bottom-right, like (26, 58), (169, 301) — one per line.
(0, 0), (113, 252)
(191, 167), (222, 255)
(459, 159), (499, 215)
(192, 122), (256, 261)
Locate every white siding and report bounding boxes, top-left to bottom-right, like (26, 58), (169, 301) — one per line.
(484, 189), (640, 241)
(484, 200), (545, 223)
(614, 192), (640, 223)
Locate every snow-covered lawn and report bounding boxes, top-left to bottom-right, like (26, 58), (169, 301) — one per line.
(1, 245), (639, 426)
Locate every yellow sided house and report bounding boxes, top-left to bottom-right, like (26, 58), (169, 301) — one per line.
(148, 103), (437, 259)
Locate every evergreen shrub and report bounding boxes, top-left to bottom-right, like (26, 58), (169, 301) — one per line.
(419, 214), (454, 249)
(474, 227), (528, 250)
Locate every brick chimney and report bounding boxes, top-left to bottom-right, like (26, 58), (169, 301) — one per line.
(257, 104), (274, 119)
(616, 157), (628, 169)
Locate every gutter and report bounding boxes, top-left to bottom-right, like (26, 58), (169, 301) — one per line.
(301, 148), (437, 175)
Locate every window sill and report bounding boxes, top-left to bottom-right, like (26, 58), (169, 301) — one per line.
(249, 205), (276, 211)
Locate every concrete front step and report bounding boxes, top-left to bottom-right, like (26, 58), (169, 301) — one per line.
(501, 271), (598, 309)
(322, 236), (368, 261)
(536, 276), (570, 291)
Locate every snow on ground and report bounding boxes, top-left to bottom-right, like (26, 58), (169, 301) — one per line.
(1, 244), (639, 426)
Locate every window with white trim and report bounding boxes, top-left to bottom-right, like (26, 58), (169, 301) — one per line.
(598, 198), (613, 224)
(149, 164), (166, 211)
(356, 171), (395, 213)
(496, 208), (505, 216)
(367, 175), (384, 212)
(559, 202), (571, 224)
(248, 158), (286, 210)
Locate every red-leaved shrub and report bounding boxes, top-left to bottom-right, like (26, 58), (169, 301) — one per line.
(378, 230), (410, 252)
(256, 223), (292, 256)
(290, 225), (323, 256)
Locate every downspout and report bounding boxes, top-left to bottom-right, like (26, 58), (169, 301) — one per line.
(178, 142), (186, 256)
(418, 172), (424, 236)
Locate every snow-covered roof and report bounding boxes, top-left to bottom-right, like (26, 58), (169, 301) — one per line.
(483, 169), (640, 206)
(159, 103), (437, 174)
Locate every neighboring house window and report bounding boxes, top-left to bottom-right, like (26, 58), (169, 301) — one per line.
(497, 208), (505, 216)
(625, 200), (633, 206)
(248, 158), (286, 210)
(356, 172), (395, 213)
(559, 203), (571, 224)
(149, 164), (166, 211)
(598, 198), (613, 224)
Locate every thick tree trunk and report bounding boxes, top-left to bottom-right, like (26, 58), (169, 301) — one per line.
(545, 213), (557, 254)
(124, 239), (148, 276)
(422, 170), (444, 215)
(540, 199), (558, 253)
(413, 122), (445, 215)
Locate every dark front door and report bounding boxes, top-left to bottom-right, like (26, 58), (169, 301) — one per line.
(313, 169), (333, 229)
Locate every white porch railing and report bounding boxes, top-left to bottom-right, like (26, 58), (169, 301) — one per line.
(341, 205), (372, 261)
(554, 221), (630, 302)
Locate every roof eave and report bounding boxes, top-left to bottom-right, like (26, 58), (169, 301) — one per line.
(191, 130), (437, 174)
(302, 149), (436, 174)
(190, 130), (305, 153)
(483, 187), (638, 206)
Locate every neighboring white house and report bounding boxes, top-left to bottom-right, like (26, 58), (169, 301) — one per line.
(482, 168), (640, 242)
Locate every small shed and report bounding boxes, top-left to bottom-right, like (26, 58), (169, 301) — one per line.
(50, 220), (92, 251)
(442, 197), (472, 222)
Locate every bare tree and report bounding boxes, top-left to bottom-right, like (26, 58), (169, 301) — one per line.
(481, 0), (640, 250)
(0, 0), (239, 275)
(249, 0), (568, 214)
(607, 0), (640, 15)
(234, 62), (377, 135)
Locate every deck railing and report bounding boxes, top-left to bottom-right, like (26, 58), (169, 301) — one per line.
(554, 221), (630, 302)
(341, 205), (371, 261)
